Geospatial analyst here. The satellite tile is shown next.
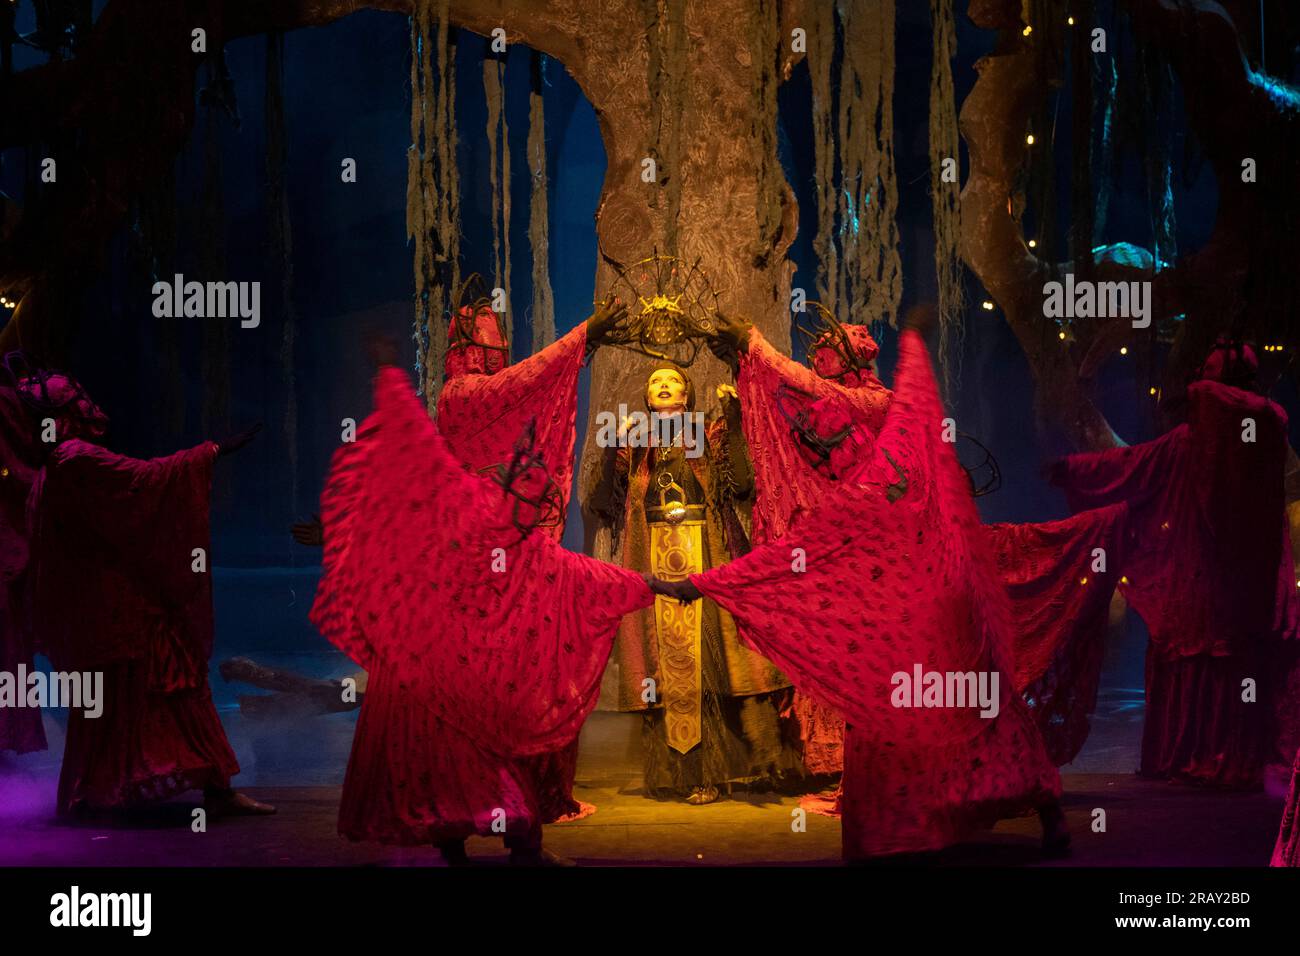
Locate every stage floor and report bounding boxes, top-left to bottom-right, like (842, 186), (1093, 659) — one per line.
(0, 772), (1283, 868)
(1, 696), (1286, 867)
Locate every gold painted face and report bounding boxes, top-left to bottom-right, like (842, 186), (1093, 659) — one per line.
(646, 368), (688, 413)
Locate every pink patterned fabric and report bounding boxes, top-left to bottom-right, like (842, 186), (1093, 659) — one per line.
(310, 366), (652, 759)
(704, 331), (1014, 744)
(741, 327), (1120, 778)
(436, 323), (587, 514)
(738, 327), (891, 543)
(29, 440), (218, 688)
(697, 332), (1059, 855)
(436, 322), (592, 822)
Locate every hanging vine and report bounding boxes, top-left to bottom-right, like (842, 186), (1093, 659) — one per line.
(483, 47), (511, 350)
(836, 0), (901, 329)
(930, 0), (964, 388)
(810, 0), (837, 305)
(408, 0), (459, 411)
(527, 51), (556, 350)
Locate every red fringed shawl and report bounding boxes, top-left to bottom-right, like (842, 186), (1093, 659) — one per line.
(694, 331), (1019, 749)
(436, 324), (587, 527)
(1051, 379), (1296, 661)
(310, 366), (652, 759)
(737, 327), (892, 543)
(737, 327), (1122, 764)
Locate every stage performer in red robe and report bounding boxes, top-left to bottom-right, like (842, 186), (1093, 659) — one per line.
(23, 367), (270, 818)
(310, 337), (651, 865)
(431, 291), (624, 827)
(1048, 339), (1297, 789)
(710, 315), (890, 786)
(0, 353), (46, 754)
(655, 310), (1069, 859)
(713, 313), (1126, 790)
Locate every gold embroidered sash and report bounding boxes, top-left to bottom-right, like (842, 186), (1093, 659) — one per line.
(649, 518), (704, 753)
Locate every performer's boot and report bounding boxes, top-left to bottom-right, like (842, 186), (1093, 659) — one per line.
(685, 785), (720, 805)
(507, 827), (575, 867)
(1037, 799), (1071, 855)
(204, 787), (277, 816)
(437, 839), (471, 867)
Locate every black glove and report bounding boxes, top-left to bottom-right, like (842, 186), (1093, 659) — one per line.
(290, 515), (324, 547)
(215, 422), (262, 457)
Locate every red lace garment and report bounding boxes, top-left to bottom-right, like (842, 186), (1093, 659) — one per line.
(739, 327), (1120, 774)
(436, 324), (587, 515)
(738, 326), (892, 543)
(310, 365), (652, 759)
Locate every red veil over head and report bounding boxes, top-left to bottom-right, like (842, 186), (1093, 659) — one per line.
(444, 302), (510, 380)
(809, 323), (882, 389)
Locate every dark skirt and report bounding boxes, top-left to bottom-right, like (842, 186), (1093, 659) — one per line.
(1140, 647), (1265, 789)
(641, 597), (803, 796)
(57, 660), (239, 815)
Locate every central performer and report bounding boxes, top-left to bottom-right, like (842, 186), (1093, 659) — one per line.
(587, 363), (801, 804)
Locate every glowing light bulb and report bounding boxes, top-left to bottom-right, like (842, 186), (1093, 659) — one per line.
(1028, 239), (1037, 248)
(982, 300), (995, 311)
(1068, 16), (1075, 26)
(1058, 330), (1067, 340)
(1120, 346), (1128, 355)
(1149, 386), (1158, 396)
(1120, 575), (1129, 585)
(1079, 576), (1088, 586)
(1026, 133), (1036, 145)
(1023, 25), (1033, 37)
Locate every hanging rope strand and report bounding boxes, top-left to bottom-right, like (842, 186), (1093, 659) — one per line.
(527, 51), (556, 350)
(930, 0), (963, 389)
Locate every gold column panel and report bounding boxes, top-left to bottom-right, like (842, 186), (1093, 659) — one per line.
(650, 519), (705, 754)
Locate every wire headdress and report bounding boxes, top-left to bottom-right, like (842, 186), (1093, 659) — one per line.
(598, 254), (720, 368)
(794, 301), (877, 381)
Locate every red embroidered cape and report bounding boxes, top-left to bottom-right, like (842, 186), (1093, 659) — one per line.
(695, 330), (1020, 748)
(737, 328), (1126, 765)
(309, 366), (652, 759)
(435, 324), (587, 527)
